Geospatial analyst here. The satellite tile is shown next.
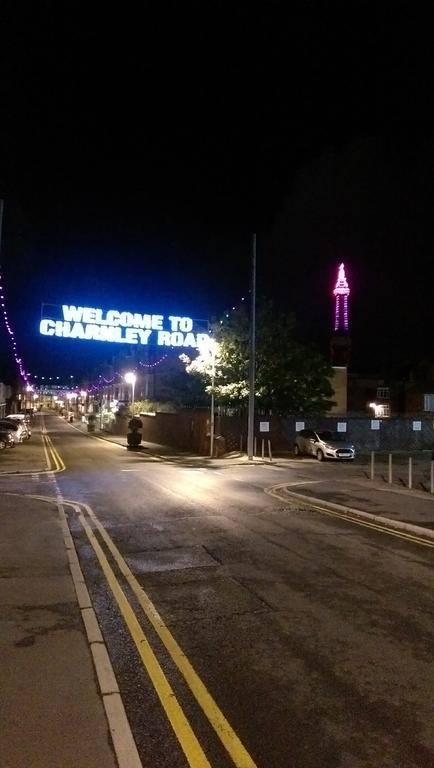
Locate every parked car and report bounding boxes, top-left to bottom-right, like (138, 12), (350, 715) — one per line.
(6, 414), (32, 438)
(294, 429), (355, 461)
(0, 419), (26, 444)
(0, 428), (15, 449)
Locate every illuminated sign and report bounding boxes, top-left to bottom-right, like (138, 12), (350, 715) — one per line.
(40, 305), (210, 348)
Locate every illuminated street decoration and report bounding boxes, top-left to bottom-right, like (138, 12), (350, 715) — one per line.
(40, 304), (210, 348)
(333, 262), (350, 331)
(0, 267), (29, 382)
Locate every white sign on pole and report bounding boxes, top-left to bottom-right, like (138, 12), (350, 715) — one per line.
(371, 420), (380, 430)
(295, 421), (305, 432)
(413, 421), (422, 431)
(259, 421), (270, 433)
(337, 422), (347, 432)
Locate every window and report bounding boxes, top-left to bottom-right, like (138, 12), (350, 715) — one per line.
(376, 387), (390, 399)
(424, 394), (434, 412)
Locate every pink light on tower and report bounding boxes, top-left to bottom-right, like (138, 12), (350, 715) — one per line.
(333, 262), (350, 332)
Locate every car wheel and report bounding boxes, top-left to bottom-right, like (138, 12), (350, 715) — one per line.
(316, 449), (325, 462)
(294, 444), (300, 456)
(0, 440), (6, 450)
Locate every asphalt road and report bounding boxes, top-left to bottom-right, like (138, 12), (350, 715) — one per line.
(2, 413), (434, 767)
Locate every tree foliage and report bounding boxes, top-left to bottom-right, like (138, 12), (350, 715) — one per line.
(184, 301), (335, 414)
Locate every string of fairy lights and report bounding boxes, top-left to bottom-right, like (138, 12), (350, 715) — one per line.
(0, 266), (30, 385)
(0, 263), (250, 394)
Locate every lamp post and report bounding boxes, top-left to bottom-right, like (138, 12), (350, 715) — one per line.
(124, 372), (136, 413)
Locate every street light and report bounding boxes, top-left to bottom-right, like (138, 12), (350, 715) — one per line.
(124, 371), (136, 413)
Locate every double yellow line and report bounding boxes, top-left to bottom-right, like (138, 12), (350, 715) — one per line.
(265, 484), (434, 549)
(42, 432), (65, 472)
(56, 497), (258, 768)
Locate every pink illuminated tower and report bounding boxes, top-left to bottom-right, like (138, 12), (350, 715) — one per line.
(333, 262), (350, 332)
(330, 262), (351, 367)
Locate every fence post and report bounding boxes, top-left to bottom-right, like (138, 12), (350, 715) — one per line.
(388, 453), (393, 485)
(261, 438), (265, 460)
(431, 459), (434, 495)
(268, 439), (273, 462)
(370, 451), (375, 481)
(408, 456), (412, 490)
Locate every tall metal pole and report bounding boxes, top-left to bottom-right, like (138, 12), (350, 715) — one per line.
(247, 233), (256, 460)
(210, 348), (215, 458)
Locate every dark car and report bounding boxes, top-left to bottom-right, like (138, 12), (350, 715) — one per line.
(294, 429), (355, 461)
(0, 428), (15, 449)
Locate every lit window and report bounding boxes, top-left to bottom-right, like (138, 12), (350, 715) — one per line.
(376, 387), (390, 399)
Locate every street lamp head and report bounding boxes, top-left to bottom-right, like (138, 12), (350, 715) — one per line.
(124, 371), (137, 385)
(197, 336), (219, 359)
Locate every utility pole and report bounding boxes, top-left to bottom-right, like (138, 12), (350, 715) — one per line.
(247, 233), (256, 460)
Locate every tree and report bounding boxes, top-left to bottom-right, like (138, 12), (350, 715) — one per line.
(183, 301), (335, 414)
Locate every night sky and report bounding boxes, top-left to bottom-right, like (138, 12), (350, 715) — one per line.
(1, 3), (433, 382)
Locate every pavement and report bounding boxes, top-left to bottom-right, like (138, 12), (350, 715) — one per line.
(1, 414), (434, 766)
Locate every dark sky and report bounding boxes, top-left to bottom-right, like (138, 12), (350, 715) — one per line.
(1, 2), (433, 381)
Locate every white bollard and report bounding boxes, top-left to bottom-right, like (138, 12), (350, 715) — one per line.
(430, 460), (434, 495)
(268, 440), (273, 462)
(388, 453), (393, 485)
(370, 451), (375, 481)
(408, 456), (413, 490)
(261, 438), (265, 460)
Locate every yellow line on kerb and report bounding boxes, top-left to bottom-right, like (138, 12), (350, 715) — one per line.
(265, 485), (434, 549)
(77, 507), (212, 768)
(72, 500), (259, 768)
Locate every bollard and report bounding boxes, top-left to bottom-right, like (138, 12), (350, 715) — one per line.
(370, 451), (375, 481)
(388, 453), (393, 485)
(261, 439), (265, 460)
(240, 433), (244, 453)
(431, 460), (434, 495)
(254, 436), (257, 457)
(408, 456), (412, 490)
(268, 439), (273, 462)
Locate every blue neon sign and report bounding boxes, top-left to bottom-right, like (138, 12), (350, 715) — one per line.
(40, 305), (210, 348)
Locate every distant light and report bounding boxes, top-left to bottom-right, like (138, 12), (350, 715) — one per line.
(124, 371), (136, 385)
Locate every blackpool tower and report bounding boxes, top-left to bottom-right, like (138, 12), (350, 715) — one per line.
(331, 262), (351, 366)
(333, 262), (350, 331)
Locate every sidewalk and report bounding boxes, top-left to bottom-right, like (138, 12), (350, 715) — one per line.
(0, 493), (131, 768)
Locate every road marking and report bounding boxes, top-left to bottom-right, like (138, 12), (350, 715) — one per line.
(265, 485), (434, 549)
(27, 491), (143, 768)
(76, 505), (213, 768)
(57, 496), (259, 768)
(43, 433), (66, 472)
(283, 480), (324, 486)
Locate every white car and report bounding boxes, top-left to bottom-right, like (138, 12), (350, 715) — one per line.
(294, 429), (355, 461)
(0, 419), (26, 444)
(6, 414), (32, 439)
